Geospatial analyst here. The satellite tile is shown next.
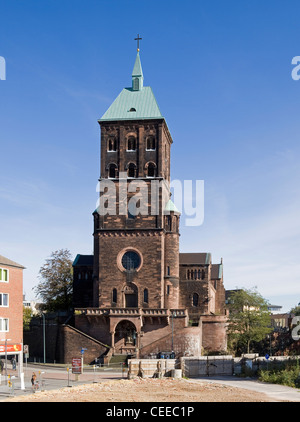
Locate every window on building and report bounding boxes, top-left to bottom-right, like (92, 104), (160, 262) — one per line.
(0, 318), (9, 332)
(167, 285), (170, 295)
(187, 270), (190, 280)
(192, 293), (199, 307)
(147, 162), (156, 177)
(108, 163), (117, 178)
(128, 163), (136, 178)
(143, 288), (149, 303)
(0, 268), (8, 282)
(166, 266), (170, 276)
(146, 136), (155, 150)
(121, 251), (141, 271)
(112, 288), (117, 304)
(0, 293), (8, 307)
(108, 138), (117, 151)
(127, 137), (136, 151)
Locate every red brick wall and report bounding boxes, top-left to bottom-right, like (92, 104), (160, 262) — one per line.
(200, 315), (228, 352)
(0, 264), (23, 344)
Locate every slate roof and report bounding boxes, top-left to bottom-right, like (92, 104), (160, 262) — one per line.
(73, 254), (94, 267)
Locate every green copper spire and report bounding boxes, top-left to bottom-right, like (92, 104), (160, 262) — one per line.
(132, 51), (143, 91)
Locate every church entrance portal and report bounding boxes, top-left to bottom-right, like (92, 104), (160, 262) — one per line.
(124, 284), (138, 308)
(114, 320), (137, 354)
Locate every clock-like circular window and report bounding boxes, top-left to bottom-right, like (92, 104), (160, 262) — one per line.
(121, 250), (141, 271)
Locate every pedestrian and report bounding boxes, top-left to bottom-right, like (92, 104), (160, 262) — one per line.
(0, 360), (3, 374)
(12, 356), (16, 370)
(31, 372), (37, 390)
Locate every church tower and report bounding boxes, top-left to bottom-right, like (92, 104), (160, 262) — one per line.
(72, 40), (228, 360)
(93, 45), (180, 310)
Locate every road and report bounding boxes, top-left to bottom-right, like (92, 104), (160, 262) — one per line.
(189, 376), (300, 402)
(1, 364), (300, 402)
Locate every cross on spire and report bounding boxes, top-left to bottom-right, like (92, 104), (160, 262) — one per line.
(134, 34), (142, 52)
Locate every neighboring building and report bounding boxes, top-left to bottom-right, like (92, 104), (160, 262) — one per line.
(0, 254), (25, 366)
(23, 295), (40, 315)
(71, 46), (227, 363)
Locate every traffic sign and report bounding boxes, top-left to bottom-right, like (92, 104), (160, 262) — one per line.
(265, 353), (270, 360)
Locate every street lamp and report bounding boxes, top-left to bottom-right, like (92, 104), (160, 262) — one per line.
(41, 313), (46, 364)
(1, 338), (11, 384)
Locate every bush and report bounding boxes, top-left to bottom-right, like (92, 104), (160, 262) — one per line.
(258, 359), (300, 388)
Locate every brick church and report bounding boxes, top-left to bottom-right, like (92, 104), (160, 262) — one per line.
(72, 44), (228, 361)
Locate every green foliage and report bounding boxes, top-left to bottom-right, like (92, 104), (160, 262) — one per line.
(34, 249), (73, 312)
(290, 305), (300, 316)
(227, 287), (272, 355)
(258, 359), (300, 388)
(23, 306), (32, 331)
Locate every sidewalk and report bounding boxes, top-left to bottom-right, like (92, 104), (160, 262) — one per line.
(0, 365), (125, 401)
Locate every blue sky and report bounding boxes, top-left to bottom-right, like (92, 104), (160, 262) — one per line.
(0, 0), (300, 312)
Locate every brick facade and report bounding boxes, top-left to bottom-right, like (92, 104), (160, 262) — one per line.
(71, 51), (228, 363)
(0, 255), (24, 348)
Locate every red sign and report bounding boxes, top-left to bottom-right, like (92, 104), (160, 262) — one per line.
(72, 358), (82, 374)
(0, 344), (22, 353)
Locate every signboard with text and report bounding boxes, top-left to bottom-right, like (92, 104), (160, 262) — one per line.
(0, 344), (22, 353)
(72, 358), (82, 374)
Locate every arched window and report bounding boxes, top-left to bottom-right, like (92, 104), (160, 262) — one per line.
(108, 163), (117, 178)
(112, 288), (117, 304)
(143, 288), (148, 303)
(127, 137), (136, 151)
(187, 270), (190, 280)
(192, 293), (199, 307)
(147, 162), (156, 177)
(198, 269), (201, 280)
(146, 136), (155, 150)
(202, 269), (205, 279)
(108, 138), (117, 151)
(127, 163), (136, 178)
(194, 270), (197, 280)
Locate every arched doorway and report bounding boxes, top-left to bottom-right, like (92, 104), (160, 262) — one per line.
(114, 320), (137, 354)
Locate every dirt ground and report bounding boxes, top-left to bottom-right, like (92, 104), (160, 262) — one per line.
(4, 377), (277, 402)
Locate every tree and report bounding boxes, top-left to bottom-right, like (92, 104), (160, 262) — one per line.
(34, 249), (73, 312)
(23, 306), (32, 331)
(290, 305), (300, 316)
(227, 287), (272, 355)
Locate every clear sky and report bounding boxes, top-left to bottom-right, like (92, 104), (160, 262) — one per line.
(0, 0), (300, 312)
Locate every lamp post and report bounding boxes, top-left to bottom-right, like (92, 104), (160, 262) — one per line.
(42, 313), (46, 364)
(171, 311), (176, 352)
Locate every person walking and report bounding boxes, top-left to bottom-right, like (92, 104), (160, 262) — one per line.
(11, 356), (16, 370)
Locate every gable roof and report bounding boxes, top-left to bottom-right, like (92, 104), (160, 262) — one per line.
(0, 254), (25, 269)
